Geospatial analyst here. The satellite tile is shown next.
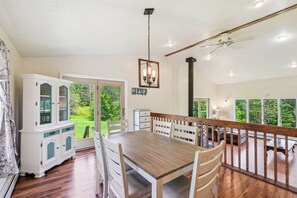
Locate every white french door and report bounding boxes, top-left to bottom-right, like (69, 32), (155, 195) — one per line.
(63, 76), (125, 149)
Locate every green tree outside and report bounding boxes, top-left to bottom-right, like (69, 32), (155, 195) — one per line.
(235, 99), (247, 123)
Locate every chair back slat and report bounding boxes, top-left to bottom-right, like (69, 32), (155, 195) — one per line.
(103, 138), (128, 198)
(172, 124), (197, 145)
(107, 119), (129, 136)
(92, 129), (108, 197)
(198, 154), (222, 176)
(153, 120), (173, 137)
(197, 164), (220, 189)
(196, 175), (219, 198)
(93, 129), (107, 178)
(190, 140), (225, 198)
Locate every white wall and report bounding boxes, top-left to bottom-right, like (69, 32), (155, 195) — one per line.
(173, 59), (218, 116)
(217, 76), (297, 120)
(21, 56), (181, 129)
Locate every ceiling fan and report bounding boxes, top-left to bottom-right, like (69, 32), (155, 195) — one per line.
(201, 33), (255, 55)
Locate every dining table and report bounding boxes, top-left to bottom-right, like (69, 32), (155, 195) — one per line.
(108, 130), (204, 198)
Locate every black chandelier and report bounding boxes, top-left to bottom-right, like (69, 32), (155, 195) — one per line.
(139, 8), (159, 88)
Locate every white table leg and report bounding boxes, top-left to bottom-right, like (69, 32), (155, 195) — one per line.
(152, 179), (163, 198)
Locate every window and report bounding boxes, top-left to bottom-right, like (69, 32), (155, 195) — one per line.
(281, 99), (296, 128)
(193, 98), (210, 118)
(249, 99), (262, 124)
(234, 98), (297, 128)
(235, 99), (247, 123)
(264, 99), (278, 126)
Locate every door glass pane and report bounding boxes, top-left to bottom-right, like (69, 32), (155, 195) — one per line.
(193, 101), (198, 117)
(264, 99), (278, 126)
(40, 83), (52, 125)
(66, 136), (72, 151)
(201, 101), (207, 118)
(70, 83), (95, 140)
(47, 142), (55, 160)
(235, 99), (247, 123)
(193, 98), (209, 118)
(281, 99), (296, 128)
(59, 86), (68, 122)
(100, 85), (122, 135)
(249, 99), (262, 124)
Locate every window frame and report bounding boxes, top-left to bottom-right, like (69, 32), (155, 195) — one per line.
(234, 97), (297, 128)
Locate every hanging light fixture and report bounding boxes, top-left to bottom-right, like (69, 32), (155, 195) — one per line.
(139, 8), (159, 88)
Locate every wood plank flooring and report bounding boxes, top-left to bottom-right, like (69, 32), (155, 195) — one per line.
(12, 149), (297, 198)
(224, 137), (297, 187)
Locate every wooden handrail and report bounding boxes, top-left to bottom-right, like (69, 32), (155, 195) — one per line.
(150, 112), (297, 137)
(150, 112), (297, 194)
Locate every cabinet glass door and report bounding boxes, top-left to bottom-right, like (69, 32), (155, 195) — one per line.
(40, 83), (52, 125)
(59, 85), (69, 122)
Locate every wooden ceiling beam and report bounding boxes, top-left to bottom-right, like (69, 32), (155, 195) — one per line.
(165, 4), (297, 57)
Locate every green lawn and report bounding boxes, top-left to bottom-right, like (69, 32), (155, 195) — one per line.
(70, 106), (108, 140)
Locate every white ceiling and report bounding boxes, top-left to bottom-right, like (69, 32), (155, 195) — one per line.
(0, 0), (297, 84)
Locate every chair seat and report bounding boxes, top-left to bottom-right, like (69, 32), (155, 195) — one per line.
(110, 170), (151, 198)
(163, 175), (191, 198)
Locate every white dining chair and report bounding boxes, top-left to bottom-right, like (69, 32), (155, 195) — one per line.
(163, 140), (225, 198)
(172, 124), (198, 145)
(107, 119), (129, 136)
(153, 120), (173, 137)
(92, 129), (108, 198)
(103, 137), (151, 198)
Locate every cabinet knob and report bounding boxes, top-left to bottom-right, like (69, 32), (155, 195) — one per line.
(56, 147), (59, 149)
(63, 145), (65, 147)
(52, 102), (55, 105)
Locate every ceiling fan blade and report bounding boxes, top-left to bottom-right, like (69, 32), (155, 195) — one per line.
(200, 43), (220, 48)
(233, 35), (255, 43)
(229, 44), (244, 50)
(209, 46), (222, 54)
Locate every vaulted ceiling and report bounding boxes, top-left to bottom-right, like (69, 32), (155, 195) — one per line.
(0, 0), (296, 84)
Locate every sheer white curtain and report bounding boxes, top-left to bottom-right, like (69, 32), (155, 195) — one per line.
(0, 39), (18, 177)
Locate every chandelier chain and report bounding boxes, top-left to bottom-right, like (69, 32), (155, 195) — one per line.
(148, 14), (150, 61)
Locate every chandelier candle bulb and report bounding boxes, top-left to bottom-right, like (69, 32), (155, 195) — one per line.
(148, 66), (152, 75)
(143, 68), (147, 77)
(152, 70), (156, 78)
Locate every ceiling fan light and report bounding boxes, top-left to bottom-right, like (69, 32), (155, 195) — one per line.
(167, 41), (175, 47)
(254, 1), (264, 8)
(205, 54), (212, 60)
(278, 34), (288, 41)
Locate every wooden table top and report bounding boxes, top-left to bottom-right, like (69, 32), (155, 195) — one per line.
(108, 130), (204, 179)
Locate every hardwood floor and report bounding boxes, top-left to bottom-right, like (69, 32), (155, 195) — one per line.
(224, 137), (297, 187)
(12, 149), (297, 198)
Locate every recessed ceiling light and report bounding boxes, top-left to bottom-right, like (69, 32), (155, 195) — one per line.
(290, 63), (297, 68)
(167, 42), (175, 47)
(205, 54), (212, 60)
(228, 71), (234, 77)
(278, 34), (288, 41)
(254, 1), (264, 8)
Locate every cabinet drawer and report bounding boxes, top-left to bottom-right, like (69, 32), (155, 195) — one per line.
(44, 130), (60, 138)
(140, 117), (150, 123)
(140, 122), (150, 129)
(62, 126), (74, 133)
(140, 111), (150, 117)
